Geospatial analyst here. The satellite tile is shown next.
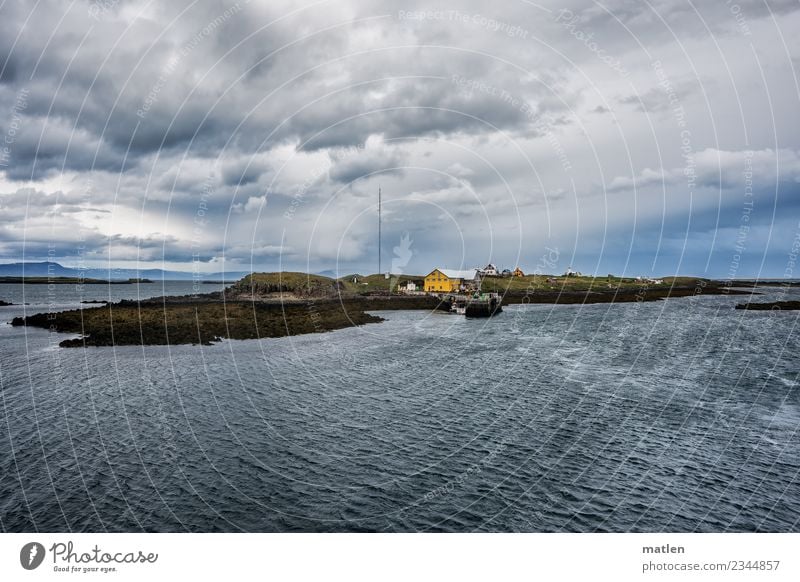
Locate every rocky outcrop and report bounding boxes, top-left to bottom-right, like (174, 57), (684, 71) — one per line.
(735, 300), (800, 311)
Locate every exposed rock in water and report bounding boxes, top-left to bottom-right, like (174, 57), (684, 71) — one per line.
(735, 301), (800, 311)
(12, 300), (384, 347)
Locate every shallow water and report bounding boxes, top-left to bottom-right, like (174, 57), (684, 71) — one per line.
(1, 284), (798, 531)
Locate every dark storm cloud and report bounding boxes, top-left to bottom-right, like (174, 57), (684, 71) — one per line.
(221, 157), (270, 187)
(1, 0), (573, 178)
(0, 0), (798, 276)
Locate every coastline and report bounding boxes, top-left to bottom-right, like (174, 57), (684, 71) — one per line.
(499, 285), (753, 305)
(11, 299), (386, 347)
(735, 300), (800, 311)
(8, 279), (757, 347)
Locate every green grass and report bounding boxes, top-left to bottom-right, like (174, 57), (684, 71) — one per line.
(232, 272), (341, 297)
(231, 272), (426, 296)
(339, 273), (425, 293)
(231, 271), (711, 298)
(239, 271), (335, 287)
(479, 274), (709, 294)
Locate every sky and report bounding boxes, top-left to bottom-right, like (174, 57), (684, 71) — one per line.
(1, 0), (799, 278)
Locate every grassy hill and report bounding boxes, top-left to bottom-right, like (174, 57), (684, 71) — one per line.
(230, 272), (344, 298)
(339, 273), (425, 293)
(229, 272), (426, 297)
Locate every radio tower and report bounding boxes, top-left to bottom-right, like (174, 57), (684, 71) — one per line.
(378, 186), (382, 276)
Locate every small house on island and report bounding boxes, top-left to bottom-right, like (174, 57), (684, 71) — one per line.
(479, 263), (499, 276)
(513, 267), (525, 277)
(424, 268), (481, 293)
(398, 280), (422, 293)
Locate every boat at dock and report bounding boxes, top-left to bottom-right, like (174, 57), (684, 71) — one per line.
(442, 292), (503, 317)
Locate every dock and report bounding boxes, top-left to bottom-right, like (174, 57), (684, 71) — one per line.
(441, 292), (503, 317)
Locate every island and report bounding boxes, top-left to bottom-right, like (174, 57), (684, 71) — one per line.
(9, 272), (755, 347)
(735, 300), (800, 311)
(724, 280), (800, 288)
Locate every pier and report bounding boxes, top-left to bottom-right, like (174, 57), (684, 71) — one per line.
(441, 292), (503, 317)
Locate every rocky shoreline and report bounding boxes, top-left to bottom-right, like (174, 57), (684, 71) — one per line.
(735, 300), (800, 311)
(500, 285), (752, 305)
(11, 300), (387, 347)
(7, 279), (757, 347)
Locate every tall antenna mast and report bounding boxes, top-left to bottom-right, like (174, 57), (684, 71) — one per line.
(378, 186), (382, 275)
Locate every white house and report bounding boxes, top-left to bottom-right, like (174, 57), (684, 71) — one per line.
(479, 263), (499, 276)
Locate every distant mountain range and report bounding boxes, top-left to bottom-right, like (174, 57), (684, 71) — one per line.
(0, 262), (250, 281)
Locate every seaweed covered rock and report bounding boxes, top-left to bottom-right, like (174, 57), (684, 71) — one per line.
(12, 300), (383, 347)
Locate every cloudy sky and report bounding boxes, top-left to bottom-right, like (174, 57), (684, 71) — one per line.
(1, 0), (799, 277)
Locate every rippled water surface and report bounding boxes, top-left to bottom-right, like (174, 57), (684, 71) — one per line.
(1, 283), (799, 532)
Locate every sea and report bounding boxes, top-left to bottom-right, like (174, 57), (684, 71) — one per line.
(0, 281), (798, 532)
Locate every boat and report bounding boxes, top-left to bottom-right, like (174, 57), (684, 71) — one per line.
(445, 292), (502, 317)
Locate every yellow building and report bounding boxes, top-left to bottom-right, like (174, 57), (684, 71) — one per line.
(513, 267), (525, 277)
(424, 269), (480, 293)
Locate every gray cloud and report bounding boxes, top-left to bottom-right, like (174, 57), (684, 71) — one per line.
(0, 0), (798, 276)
